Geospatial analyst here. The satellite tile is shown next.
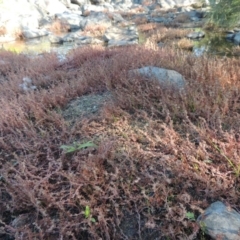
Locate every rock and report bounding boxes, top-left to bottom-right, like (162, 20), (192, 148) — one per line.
(108, 39), (138, 47)
(75, 37), (103, 45)
(55, 12), (83, 30)
(111, 13), (125, 23)
(197, 201), (240, 240)
(226, 33), (235, 40)
(193, 46), (206, 56)
(158, 42), (165, 48)
(49, 35), (63, 44)
(71, 0), (89, 5)
(129, 66), (186, 90)
(46, 0), (69, 15)
(233, 33), (240, 44)
(157, 0), (200, 9)
(62, 31), (102, 45)
(234, 28), (240, 32)
(104, 26), (138, 47)
(148, 17), (169, 23)
(62, 31), (84, 42)
(191, 17), (200, 21)
(22, 28), (49, 39)
(19, 77), (37, 92)
(82, 4), (106, 15)
(59, 0), (71, 8)
(188, 10), (204, 18)
(69, 3), (81, 11)
(80, 12), (112, 30)
(187, 31), (205, 39)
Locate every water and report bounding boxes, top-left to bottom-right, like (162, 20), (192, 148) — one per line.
(1, 36), (76, 55)
(1, 30), (240, 58)
(193, 31), (240, 57)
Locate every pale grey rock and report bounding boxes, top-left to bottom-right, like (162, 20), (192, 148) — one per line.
(23, 77), (33, 84)
(46, 0), (69, 15)
(104, 26), (138, 47)
(59, 0), (71, 7)
(111, 13), (125, 23)
(80, 12), (112, 30)
(157, 0), (199, 8)
(22, 28), (49, 39)
(62, 31), (84, 42)
(197, 201), (240, 240)
(2, 16), (38, 37)
(55, 12), (83, 30)
(108, 39), (138, 47)
(187, 31), (205, 39)
(130, 66), (186, 90)
(69, 3), (81, 10)
(71, 0), (89, 5)
(102, 3), (115, 11)
(31, 0), (69, 16)
(82, 4), (106, 15)
(19, 76), (37, 92)
(178, 6), (194, 12)
(234, 28), (240, 32)
(226, 30), (235, 34)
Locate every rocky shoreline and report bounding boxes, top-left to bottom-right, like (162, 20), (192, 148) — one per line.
(0, 0), (207, 48)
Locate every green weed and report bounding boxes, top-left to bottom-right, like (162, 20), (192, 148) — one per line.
(60, 141), (97, 153)
(84, 206), (96, 223)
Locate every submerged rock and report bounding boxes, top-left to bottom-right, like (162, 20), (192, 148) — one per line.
(197, 201), (240, 240)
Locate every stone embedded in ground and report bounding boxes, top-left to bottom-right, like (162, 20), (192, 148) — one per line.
(187, 31), (205, 39)
(129, 66), (186, 90)
(197, 201), (240, 240)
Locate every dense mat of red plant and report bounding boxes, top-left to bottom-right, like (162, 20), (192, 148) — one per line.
(0, 44), (239, 239)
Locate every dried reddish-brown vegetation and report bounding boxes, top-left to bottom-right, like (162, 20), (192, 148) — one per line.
(0, 44), (240, 240)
